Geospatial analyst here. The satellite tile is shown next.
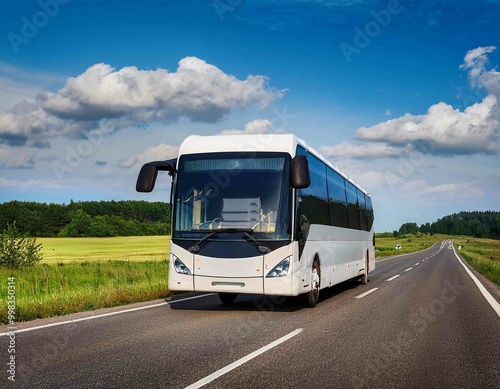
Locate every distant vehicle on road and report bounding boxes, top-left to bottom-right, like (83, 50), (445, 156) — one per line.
(136, 134), (375, 307)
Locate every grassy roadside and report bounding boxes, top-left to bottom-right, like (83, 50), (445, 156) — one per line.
(375, 233), (500, 285)
(375, 233), (446, 258)
(0, 236), (170, 324)
(452, 237), (500, 285)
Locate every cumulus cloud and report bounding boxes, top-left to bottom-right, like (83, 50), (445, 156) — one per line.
(0, 57), (283, 148)
(459, 45), (496, 87)
(321, 141), (412, 159)
(119, 143), (179, 169)
(328, 46), (500, 158)
(39, 57), (283, 123)
(0, 145), (35, 168)
(402, 179), (483, 201)
(218, 119), (272, 135)
(356, 94), (499, 154)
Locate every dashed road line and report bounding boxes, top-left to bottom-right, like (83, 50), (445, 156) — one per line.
(354, 288), (379, 299)
(184, 328), (304, 389)
(386, 275), (400, 282)
(404, 267), (413, 272)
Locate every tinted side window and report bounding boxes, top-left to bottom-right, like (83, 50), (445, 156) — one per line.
(296, 148), (329, 226)
(358, 189), (368, 231)
(327, 169), (349, 228)
(346, 181), (360, 229)
(366, 195), (374, 231)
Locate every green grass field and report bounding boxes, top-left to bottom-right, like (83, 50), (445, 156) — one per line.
(374, 233), (446, 258)
(452, 237), (500, 285)
(0, 236), (171, 324)
(38, 235), (171, 262)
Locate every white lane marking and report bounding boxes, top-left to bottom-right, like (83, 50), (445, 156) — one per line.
(354, 288), (379, 299)
(422, 260), (426, 262)
(386, 275), (400, 282)
(415, 263), (420, 266)
(452, 245), (500, 318)
(184, 328), (303, 389)
(404, 267), (413, 272)
(0, 293), (216, 336)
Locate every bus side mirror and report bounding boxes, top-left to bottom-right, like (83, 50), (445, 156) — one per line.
(290, 155), (310, 189)
(136, 159), (177, 193)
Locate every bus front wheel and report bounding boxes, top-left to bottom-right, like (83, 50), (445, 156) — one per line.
(218, 293), (237, 305)
(305, 259), (320, 308)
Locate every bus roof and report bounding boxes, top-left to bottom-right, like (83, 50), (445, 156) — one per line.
(178, 134), (369, 196)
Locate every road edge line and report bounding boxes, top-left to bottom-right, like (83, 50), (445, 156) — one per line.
(451, 243), (500, 318)
(0, 293), (216, 336)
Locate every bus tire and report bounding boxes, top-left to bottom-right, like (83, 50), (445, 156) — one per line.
(218, 293), (237, 305)
(305, 259), (320, 308)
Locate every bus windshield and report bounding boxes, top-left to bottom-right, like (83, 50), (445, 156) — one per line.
(173, 152), (291, 240)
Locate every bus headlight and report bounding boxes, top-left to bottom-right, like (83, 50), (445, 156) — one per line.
(266, 257), (290, 278)
(173, 255), (192, 275)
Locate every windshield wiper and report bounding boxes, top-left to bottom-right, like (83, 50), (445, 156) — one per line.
(188, 228), (269, 254)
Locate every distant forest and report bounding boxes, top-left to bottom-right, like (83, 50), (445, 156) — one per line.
(397, 211), (500, 239)
(1, 201), (498, 239)
(0, 200), (171, 237)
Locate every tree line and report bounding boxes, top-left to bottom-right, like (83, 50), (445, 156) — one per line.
(0, 200), (171, 237)
(396, 211), (500, 239)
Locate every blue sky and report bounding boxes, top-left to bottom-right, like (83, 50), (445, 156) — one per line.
(0, 0), (499, 231)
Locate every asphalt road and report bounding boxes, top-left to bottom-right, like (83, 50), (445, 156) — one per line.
(2, 241), (499, 389)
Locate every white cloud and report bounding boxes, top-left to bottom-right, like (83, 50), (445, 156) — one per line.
(353, 47), (500, 156)
(0, 57), (283, 148)
(39, 57), (283, 123)
(218, 119), (272, 135)
(321, 141), (411, 159)
(401, 179), (483, 201)
(356, 95), (499, 154)
(0, 62), (66, 110)
(459, 45), (496, 87)
(119, 143), (179, 169)
(0, 145), (35, 168)
(0, 177), (70, 190)
(385, 108), (392, 116)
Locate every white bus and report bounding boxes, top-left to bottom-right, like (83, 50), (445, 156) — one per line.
(136, 134), (374, 307)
